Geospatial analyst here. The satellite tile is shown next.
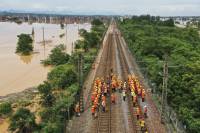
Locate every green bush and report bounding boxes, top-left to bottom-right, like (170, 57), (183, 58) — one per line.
(47, 64), (77, 89)
(41, 44), (70, 66)
(38, 81), (55, 107)
(0, 102), (12, 116)
(16, 34), (33, 55)
(9, 108), (37, 133)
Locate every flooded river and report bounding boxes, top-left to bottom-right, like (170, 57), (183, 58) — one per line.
(0, 22), (91, 96)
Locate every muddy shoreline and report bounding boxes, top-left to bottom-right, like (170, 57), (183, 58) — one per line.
(0, 87), (37, 103)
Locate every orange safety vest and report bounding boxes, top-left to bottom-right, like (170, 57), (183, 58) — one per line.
(138, 88), (141, 95)
(111, 94), (116, 102)
(142, 91), (145, 98)
(75, 104), (80, 113)
(91, 106), (95, 113)
(91, 95), (95, 102)
(133, 96), (137, 103)
(94, 99), (98, 106)
(136, 107), (140, 115)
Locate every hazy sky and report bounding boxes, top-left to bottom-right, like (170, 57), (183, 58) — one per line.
(0, 0), (200, 16)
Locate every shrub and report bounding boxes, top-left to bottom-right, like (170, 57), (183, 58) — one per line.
(0, 102), (12, 116)
(16, 34), (33, 55)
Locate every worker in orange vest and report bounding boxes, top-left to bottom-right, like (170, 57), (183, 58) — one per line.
(111, 93), (116, 104)
(136, 107), (140, 120)
(142, 89), (146, 102)
(91, 93), (95, 103)
(133, 95), (137, 107)
(94, 98), (98, 108)
(91, 105), (95, 118)
(138, 87), (141, 97)
(118, 80), (123, 93)
(75, 103), (80, 117)
(102, 95), (106, 102)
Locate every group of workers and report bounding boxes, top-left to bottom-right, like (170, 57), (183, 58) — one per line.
(75, 73), (148, 132)
(90, 75), (118, 118)
(128, 75), (148, 132)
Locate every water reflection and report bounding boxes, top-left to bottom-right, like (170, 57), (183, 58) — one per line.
(19, 54), (34, 64)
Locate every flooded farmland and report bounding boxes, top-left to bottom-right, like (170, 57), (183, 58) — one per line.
(0, 22), (91, 96)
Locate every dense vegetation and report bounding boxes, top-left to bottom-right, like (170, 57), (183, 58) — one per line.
(16, 34), (33, 55)
(9, 108), (37, 133)
(119, 15), (200, 133)
(3, 19), (106, 133)
(41, 44), (70, 66)
(0, 102), (12, 117)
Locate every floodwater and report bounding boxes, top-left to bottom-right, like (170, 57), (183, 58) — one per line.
(0, 22), (91, 96)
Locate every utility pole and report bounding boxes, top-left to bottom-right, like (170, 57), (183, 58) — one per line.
(42, 27), (45, 45)
(31, 27), (35, 50)
(78, 53), (84, 112)
(72, 42), (74, 54)
(42, 27), (46, 57)
(66, 24), (67, 52)
(161, 54), (168, 123)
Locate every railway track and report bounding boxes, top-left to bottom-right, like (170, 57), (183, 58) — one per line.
(95, 33), (114, 133)
(95, 22), (143, 133)
(115, 29), (143, 133)
(70, 21), (166, 133)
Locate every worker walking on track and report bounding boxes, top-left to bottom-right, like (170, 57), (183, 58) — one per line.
(144, 105), (148, 118)
(142, 89), (146, 102)
(118, 80), (123, 93)
(133, 95), (137, 107)
(91, 105), (95, 118)
(136, 107), (140, 120)
(102, 100), (106, 112)
(131, 90), (136, 100)
(122, 89), (126, 101)
(75, 103), (80, 117)
(111, 93), (116, 104)
(91, 92), (96, 103)
(140, 119), (146, 132)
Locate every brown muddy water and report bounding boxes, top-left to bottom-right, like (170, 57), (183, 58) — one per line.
(0, 22), (91, 96)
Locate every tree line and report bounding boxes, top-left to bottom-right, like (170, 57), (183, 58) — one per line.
(118, 15), (200, 133)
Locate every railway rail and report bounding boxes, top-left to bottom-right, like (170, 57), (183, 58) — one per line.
(115, 28), (147, 133)
(96, 33), (113, 133)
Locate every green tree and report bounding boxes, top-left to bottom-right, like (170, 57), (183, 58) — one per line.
(9, 108), (37, 133)
(16, 34), (33, 55)
(60, 23), (65, 29)
(0, 102), (12, 116)
(91, 19), (103, 26)
(41, 44), (70, 66)
(118, 15), (200, 132)
(47, 64), (77, 89)
(38, 81), (55, 107)
(40, 121), (63, 133)
(163, 18), (174, 27)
